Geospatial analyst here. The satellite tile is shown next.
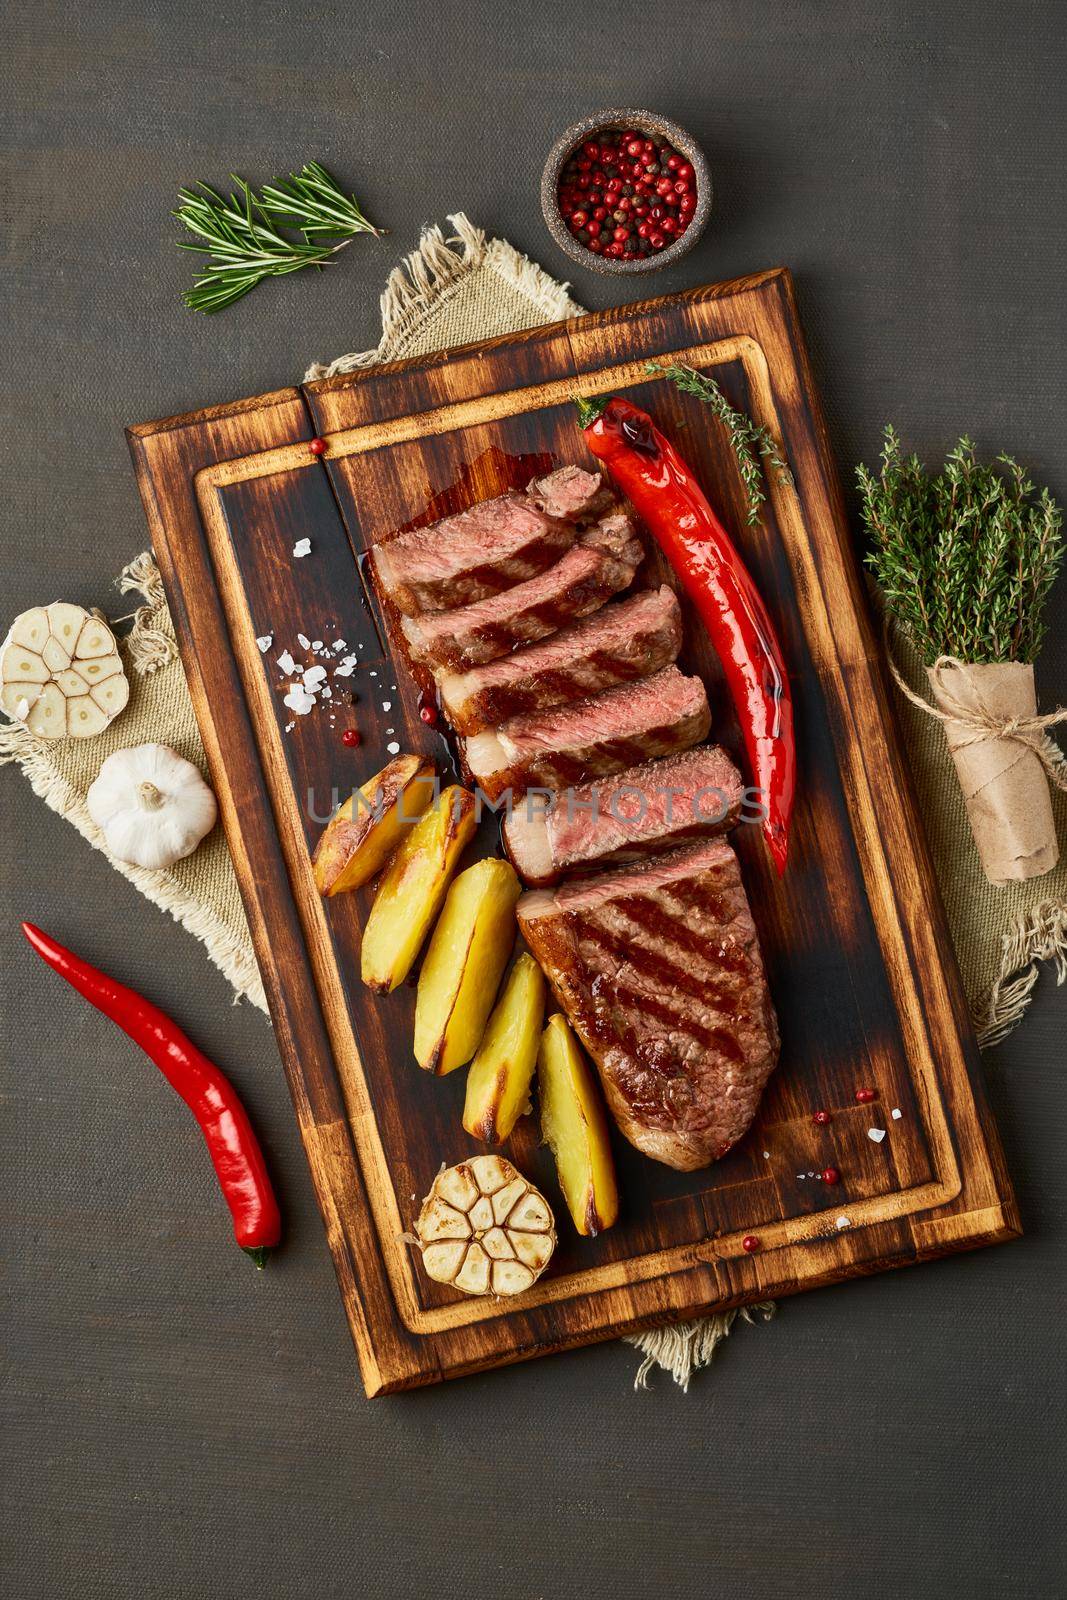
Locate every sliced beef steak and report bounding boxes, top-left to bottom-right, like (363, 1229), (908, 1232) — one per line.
(517, 839), (779, 1170)
(578, 506), (643, 564)
(436, 586), (683, 735)
(504, 744), (744, 885)
(371, 492), (575, 616)
(401, 523), (641, 671)
(526, 465), (609, 522)
(464, 665), (710, 801)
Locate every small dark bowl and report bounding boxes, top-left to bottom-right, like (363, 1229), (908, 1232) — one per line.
(541, 107), (712, 277)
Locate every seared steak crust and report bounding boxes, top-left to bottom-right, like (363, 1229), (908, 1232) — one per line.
(517, 839), (779, 1170)
(464, 666), (711, 801)
(504, 744), (743, 885)
(436, 586), (683, 735)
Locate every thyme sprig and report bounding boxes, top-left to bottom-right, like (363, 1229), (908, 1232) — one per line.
(859, 426), (1063, 664)
(175, 161), (381, 314)
(646, 361), (793, 525)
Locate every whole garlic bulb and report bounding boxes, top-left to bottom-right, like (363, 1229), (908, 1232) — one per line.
(87, 744), (217, 869)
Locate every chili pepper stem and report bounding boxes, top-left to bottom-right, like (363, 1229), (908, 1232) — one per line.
(574, 394), (610, 428)
(242, 1246), (272, 1270)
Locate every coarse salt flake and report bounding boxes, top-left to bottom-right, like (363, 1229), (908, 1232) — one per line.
(333, 654), (358, 678)
(283, 685), (317, 716)
(891, 1107), (903, 1120)
(836, 1215), (851, 1230)
(276, 649), (297, 675)
(297, 633), (311, 650)
(386, 741), (400, 755)
(762, 1151), (770, 1160)
(311, 640), (323, 651)
(332, 639), (347, 652)
(868, 1127), (886, 1143)
(303, 665), (328, 687)
(292, 539), (312, 558)
(382, 701), (392, 712)
(255, 634), (273, 652)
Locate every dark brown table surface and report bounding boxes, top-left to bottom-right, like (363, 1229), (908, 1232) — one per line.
(3, 3), (1064, 1596)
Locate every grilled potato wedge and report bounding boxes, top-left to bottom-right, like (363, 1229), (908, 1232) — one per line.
(538, 1012), (619, 1236)
(462, 953), (546, 1141)
(313, 754), (436, 896)
(414, 858), (521, 1074)
(361, 785), (476, 993)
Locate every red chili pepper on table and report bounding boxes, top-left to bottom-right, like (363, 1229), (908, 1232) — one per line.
(21, 922), (281, 1266)
(576, 394), (796, 874)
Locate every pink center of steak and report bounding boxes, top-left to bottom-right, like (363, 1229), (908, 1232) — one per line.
(498, 666), (707, 762)
(436, 586), (683, 733)
(466, 666), (711, 801)
(402, 536), (640, 668)
(579, 507), (642, 564)
(526, 465), (606, 521)
(372, 492), (574, 613)
(549, 745), (742, 856)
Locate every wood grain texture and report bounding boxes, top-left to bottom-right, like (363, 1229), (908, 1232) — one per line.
(128, 270), (1019, 1395)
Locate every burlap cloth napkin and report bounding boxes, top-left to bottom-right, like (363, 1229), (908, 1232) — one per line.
(4, 215), (1063, 1388)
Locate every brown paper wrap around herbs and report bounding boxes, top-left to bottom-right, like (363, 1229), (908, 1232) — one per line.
(907, 657), (1064, 886)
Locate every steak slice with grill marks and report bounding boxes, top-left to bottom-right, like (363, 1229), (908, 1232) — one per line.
(401, 509), (642, 671)
(370, 492), (575, 616)
(463, 665), (710, 802)
(436, 586), (683, 735)
(517, 838), (779, 1170)
(503, 744), (744, 885)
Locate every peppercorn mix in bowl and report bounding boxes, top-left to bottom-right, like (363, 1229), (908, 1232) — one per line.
(541, 108), (711, 275)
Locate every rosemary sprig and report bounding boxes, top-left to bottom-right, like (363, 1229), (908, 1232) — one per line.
(175, 161), (380, 314)
(646, 361), (793, 524)
(859, 426), (1063, 664)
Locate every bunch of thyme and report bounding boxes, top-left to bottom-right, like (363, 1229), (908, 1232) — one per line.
(859, 426), (1063, 664)
(175, 161), (380, 314)
(646, 361), (793, 525)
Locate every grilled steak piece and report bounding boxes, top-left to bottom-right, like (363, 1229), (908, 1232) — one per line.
(517, 839), (779, 1170)
(401, 519), (642, 671)
(579, 506), (642, 563)
(436, 586), (683, 735)
(527, 465), (609, 522)
(464, 666), (711, 801)
(371, 492), (575, 616)
(504, 744), (744, 885)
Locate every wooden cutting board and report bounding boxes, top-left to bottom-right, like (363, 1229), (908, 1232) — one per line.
(129, 268), (1019, 1396)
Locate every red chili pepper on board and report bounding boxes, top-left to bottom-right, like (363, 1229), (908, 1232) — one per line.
(21, 922), (281, 1266)
(576, 394), (795, 873)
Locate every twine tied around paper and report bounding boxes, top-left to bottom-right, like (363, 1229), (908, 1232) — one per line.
(885, 648), (1067, 791)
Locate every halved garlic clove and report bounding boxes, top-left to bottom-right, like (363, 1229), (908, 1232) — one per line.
(1, 604), (128, 739)
(413, 1155), (556, 1298)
